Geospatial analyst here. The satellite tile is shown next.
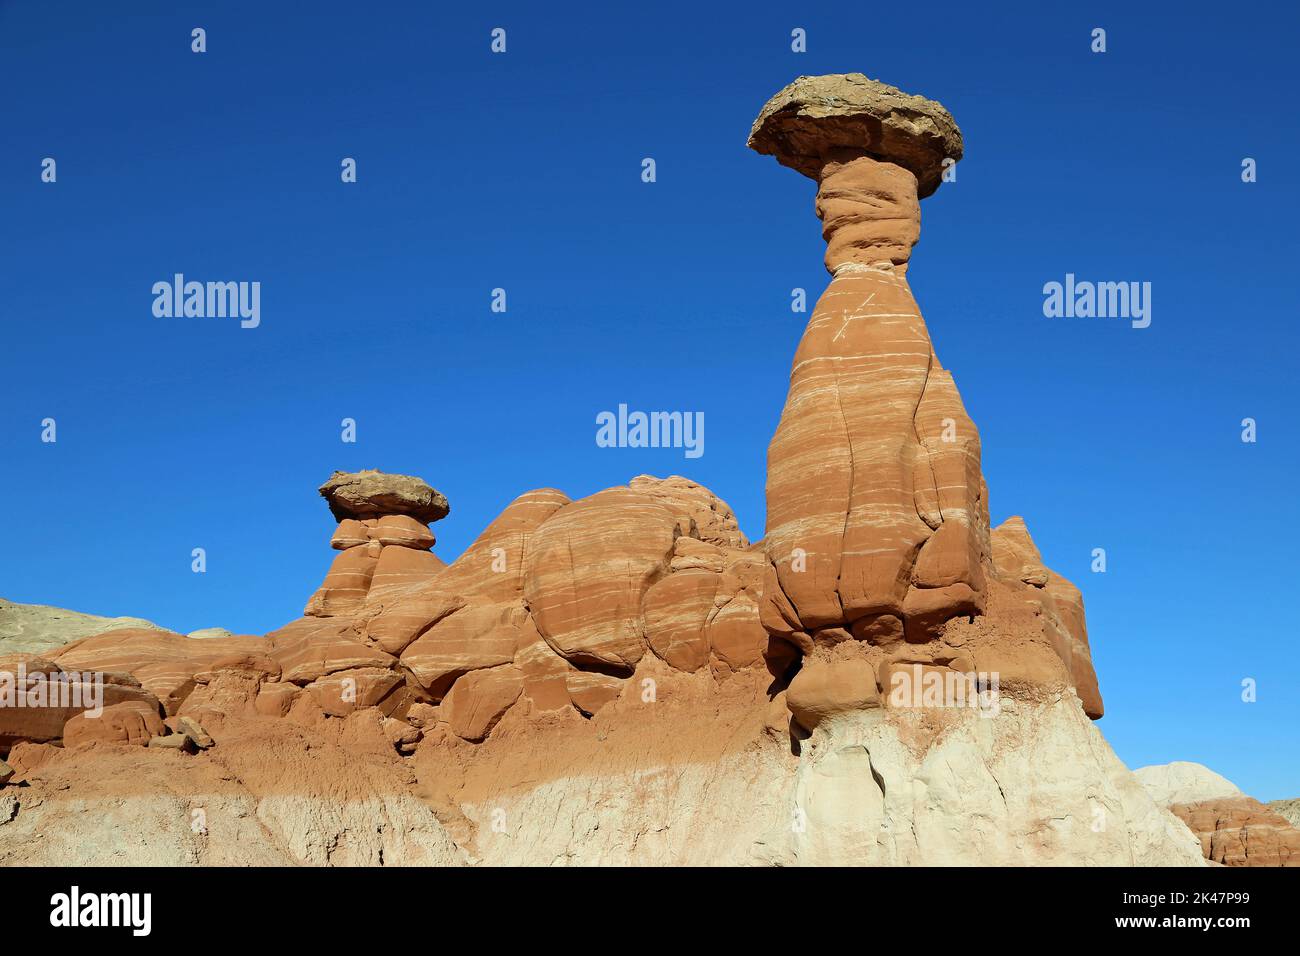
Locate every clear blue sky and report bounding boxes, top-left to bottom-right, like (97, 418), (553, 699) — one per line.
(2, 1), (1296, 799)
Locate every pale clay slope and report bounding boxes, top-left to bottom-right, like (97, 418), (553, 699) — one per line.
(0, 597), (166, 657)
(1, 677), (1204, 867)
(454, 697), (1203, 866)
(0, 598), (236, 657)
(1133, 761), (1246, 807)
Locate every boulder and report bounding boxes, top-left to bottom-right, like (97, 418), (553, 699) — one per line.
(1, 658), (165, 747)
(706, 592), (768, 670)
(366, 591), (466, 656)
(786, 660), (879, 731)
(4, 741), (57, 781)
(63, 700), (165, 748)
(747, 72), (962, 198)
(525, 487), (677, 671)
(43, 627), (268, 716)
(565, 671), (623, 718)
(399, 603), (519, 695)
(267, 617), (396, 684)
(306, 667), (405, 717)
(643, 571), (717, 672)
(319, 469), (449, 524)
(442, 665), (523, 741)
(254, 681), (300, 718)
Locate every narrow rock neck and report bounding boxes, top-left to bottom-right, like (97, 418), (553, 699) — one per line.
(815, 153), (921, 276)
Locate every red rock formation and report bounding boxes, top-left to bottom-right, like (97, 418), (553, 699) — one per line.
(1171, 798), (1300, 866)
(305, 469), (449, 617)
(749, 74), (1100, 719)
(0, 78), (1219, 869)
(63, 700), (165, 749)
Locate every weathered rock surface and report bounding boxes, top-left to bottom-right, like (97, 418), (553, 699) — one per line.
(319, 469), (449, 524)
(267, 617), (394, 685)
(442, 665), (523, 741)
(63, 700), (165, 749)
(751, 74), (1100, 730)
(1134, 762), (1300, 866)
(47, 627), (268, 715)
(524, 487), (677, 671)
(748, 72), (962, 197)
(1169, 799), (1300, 867)
(1269, 798), (1300, 828)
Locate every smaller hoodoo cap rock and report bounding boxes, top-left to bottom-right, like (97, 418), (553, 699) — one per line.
(318, 469), (449, 524)
(748, 73), (963, 197)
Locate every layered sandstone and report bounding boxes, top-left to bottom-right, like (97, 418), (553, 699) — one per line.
(1136, 762), (1300, 866)
(750, 74), (1101, 725)
(0, 75), (1235, 869)
(305, 470), (449, 617)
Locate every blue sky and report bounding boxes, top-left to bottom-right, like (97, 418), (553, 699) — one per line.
(2, 1), (1296, 799)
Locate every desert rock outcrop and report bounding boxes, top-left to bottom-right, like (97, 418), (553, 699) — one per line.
(750, 74), (1101, 726)
(1136, 762), (1300, 866)
(0, 76), (1236, 869)
(305, 470), (449, 617)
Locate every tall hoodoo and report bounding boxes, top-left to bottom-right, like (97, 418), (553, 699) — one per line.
(750, 74), (1100, 718)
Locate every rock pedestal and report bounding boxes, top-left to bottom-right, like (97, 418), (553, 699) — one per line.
(305, 470), (449, 617)
(752, 75), (985, 647)
(750, 74), (1101, 719)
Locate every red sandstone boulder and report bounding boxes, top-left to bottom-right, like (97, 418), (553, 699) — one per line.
(306, 667), (406, 717)
(442, 665), (523, 741)
(267, 617), (396, 684)
(643, 571), (717, 673)
(63, 699), (165, 749)
(399, 604), (520, 696)
(565, 671), (623, 717)
(786, 660), (879, 731)
(524, 487), (677, 671)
